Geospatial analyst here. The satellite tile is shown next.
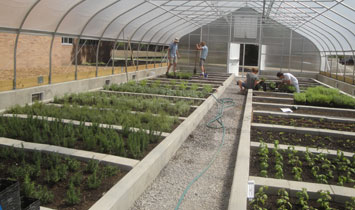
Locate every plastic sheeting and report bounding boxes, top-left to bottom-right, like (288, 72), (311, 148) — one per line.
(0, 0), (353, 53)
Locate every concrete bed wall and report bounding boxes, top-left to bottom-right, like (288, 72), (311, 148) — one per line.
(0, 67), (166, 110)
(317, 74), (355, 96)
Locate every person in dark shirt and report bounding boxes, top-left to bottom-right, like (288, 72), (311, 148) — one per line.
(237, 68), (260, 93)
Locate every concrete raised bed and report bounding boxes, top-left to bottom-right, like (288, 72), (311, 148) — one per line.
(229, 86), (355, 210)
(89, 74), (235, 210)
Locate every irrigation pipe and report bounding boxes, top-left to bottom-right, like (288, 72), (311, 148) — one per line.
(175, 94), (235, 210)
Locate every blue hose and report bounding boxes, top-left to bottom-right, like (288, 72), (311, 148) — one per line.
(175, 94), (235, 210)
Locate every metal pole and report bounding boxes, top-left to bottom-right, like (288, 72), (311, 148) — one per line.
(280, 32), (285, 72)
(49, 0), (87, 85)
(112, 41), (115, 75)
(257, 15), (263, 72)
(301, 37), (304, 72)
(188, 33), (191, 66)
(242, 44), (246, 76)
(75, 39), (79, 80)
(154, 45), (158, 68)
(288, 29), (293, 72)
(13, 0), (41, 89)
(111, 41), (116, 74)
(96, 41), (99, 77)
(342, 52), (346, 82)
(146, 44), (149, 69)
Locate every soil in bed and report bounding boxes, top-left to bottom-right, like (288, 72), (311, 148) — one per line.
(253, 115), (355, 132)
(253, 92), (294, 98)
(247, 194), (347, 210)
(253, 105), (355, 118)
(0, 147), (127, 210)
(251, 129), (355, 153)
(250, 148), (355, 188)
(253, 98), (294, 104)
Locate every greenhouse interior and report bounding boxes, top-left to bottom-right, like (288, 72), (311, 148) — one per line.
(0, 0), (354, 210)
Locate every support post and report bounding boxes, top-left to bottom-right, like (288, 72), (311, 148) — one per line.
(242, 44), (246, 76)
(75, 39), (79, 80)
(288, 29), (293, 72)
(257, 15), (263, 72)
(300, 37), (304, 72)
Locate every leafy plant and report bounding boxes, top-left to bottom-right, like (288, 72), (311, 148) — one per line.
(250, 186), (268, 210)
(317, 190), (332, 210)
(87, 171), (101, 189)
(65, 182), (81, 205)
(86, 159), (99, 174)
(277, 189), (292, 210)
(345, 197), (355, 210)
(70, 171), (83, 187)
(294, 86), (355, 109)
(296, 188), (311, 210)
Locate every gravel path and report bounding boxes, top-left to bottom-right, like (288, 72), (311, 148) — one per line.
(131, 80), (245, 210)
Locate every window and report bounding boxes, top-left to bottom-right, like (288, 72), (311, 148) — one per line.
(61, 37), (73, 45)
(32, 92), (43, 102)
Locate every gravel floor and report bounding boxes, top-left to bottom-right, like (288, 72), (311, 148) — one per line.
(131, 80), (245, 210)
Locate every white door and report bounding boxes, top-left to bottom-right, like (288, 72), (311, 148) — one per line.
(228, 43), (240, 75)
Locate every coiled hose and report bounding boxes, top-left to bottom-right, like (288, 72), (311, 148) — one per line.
(175, 94), (235, 210)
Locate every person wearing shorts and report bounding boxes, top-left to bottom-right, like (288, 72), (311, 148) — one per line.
(196, 41), (208, 78)
(237, 68), (260, 93)
(166, 38), (180, 76)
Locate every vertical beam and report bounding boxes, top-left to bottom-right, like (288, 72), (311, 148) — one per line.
(242, 44), (246, 76)
(301, 37), (304, 73)
(257, 15), (263, 72)
(13, 0), (41, 89)
(288, 29), (293, 72)
(280, 32), (284, 72)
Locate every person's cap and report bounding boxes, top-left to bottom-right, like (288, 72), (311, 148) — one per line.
(174, 38), (179, 43)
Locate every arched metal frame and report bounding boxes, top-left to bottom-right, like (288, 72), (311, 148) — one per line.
(249, 0), (349, 76)
(13, 0), (41, 89)
(49, 0), (88, 84)
(74, 0), (122, 79)
(5, 0), (354, 89)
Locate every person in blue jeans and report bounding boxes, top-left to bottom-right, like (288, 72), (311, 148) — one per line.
(166, 38), (180, 77)
(196, 41), (208, 78)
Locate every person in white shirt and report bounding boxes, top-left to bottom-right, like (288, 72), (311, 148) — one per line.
(276, 72), (300, 93)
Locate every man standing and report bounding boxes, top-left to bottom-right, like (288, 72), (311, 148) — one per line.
(166, 38), (180, 77)
(276, 72), (300, 93)
(196, 41), (208, 78)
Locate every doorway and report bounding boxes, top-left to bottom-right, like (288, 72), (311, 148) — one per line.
(228, 43), (259, 76)
(240, 44), (259, 76)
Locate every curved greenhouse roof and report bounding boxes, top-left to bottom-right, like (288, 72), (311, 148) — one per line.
(0, 0), (354, 54)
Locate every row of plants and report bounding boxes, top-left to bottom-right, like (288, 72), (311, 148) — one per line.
(251, 141), (355, 187)
(249, 186), (354, 210)
(149, 79), (218, 87)
(251, 129), (354, 153)
(253, 115), (355, 132)
(53, 92), (196, 117)
(294, 86), (355, 109)
(0, 146), (123, 209)
(7, 102), (178, 133)
(0, 116), (161, 159)
(165, 72), (193, 79)
(266, 81), (298, 93)
(104, 80), (213, 98)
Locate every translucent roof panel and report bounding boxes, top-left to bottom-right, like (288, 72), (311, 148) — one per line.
(0, 0), (353, 53)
